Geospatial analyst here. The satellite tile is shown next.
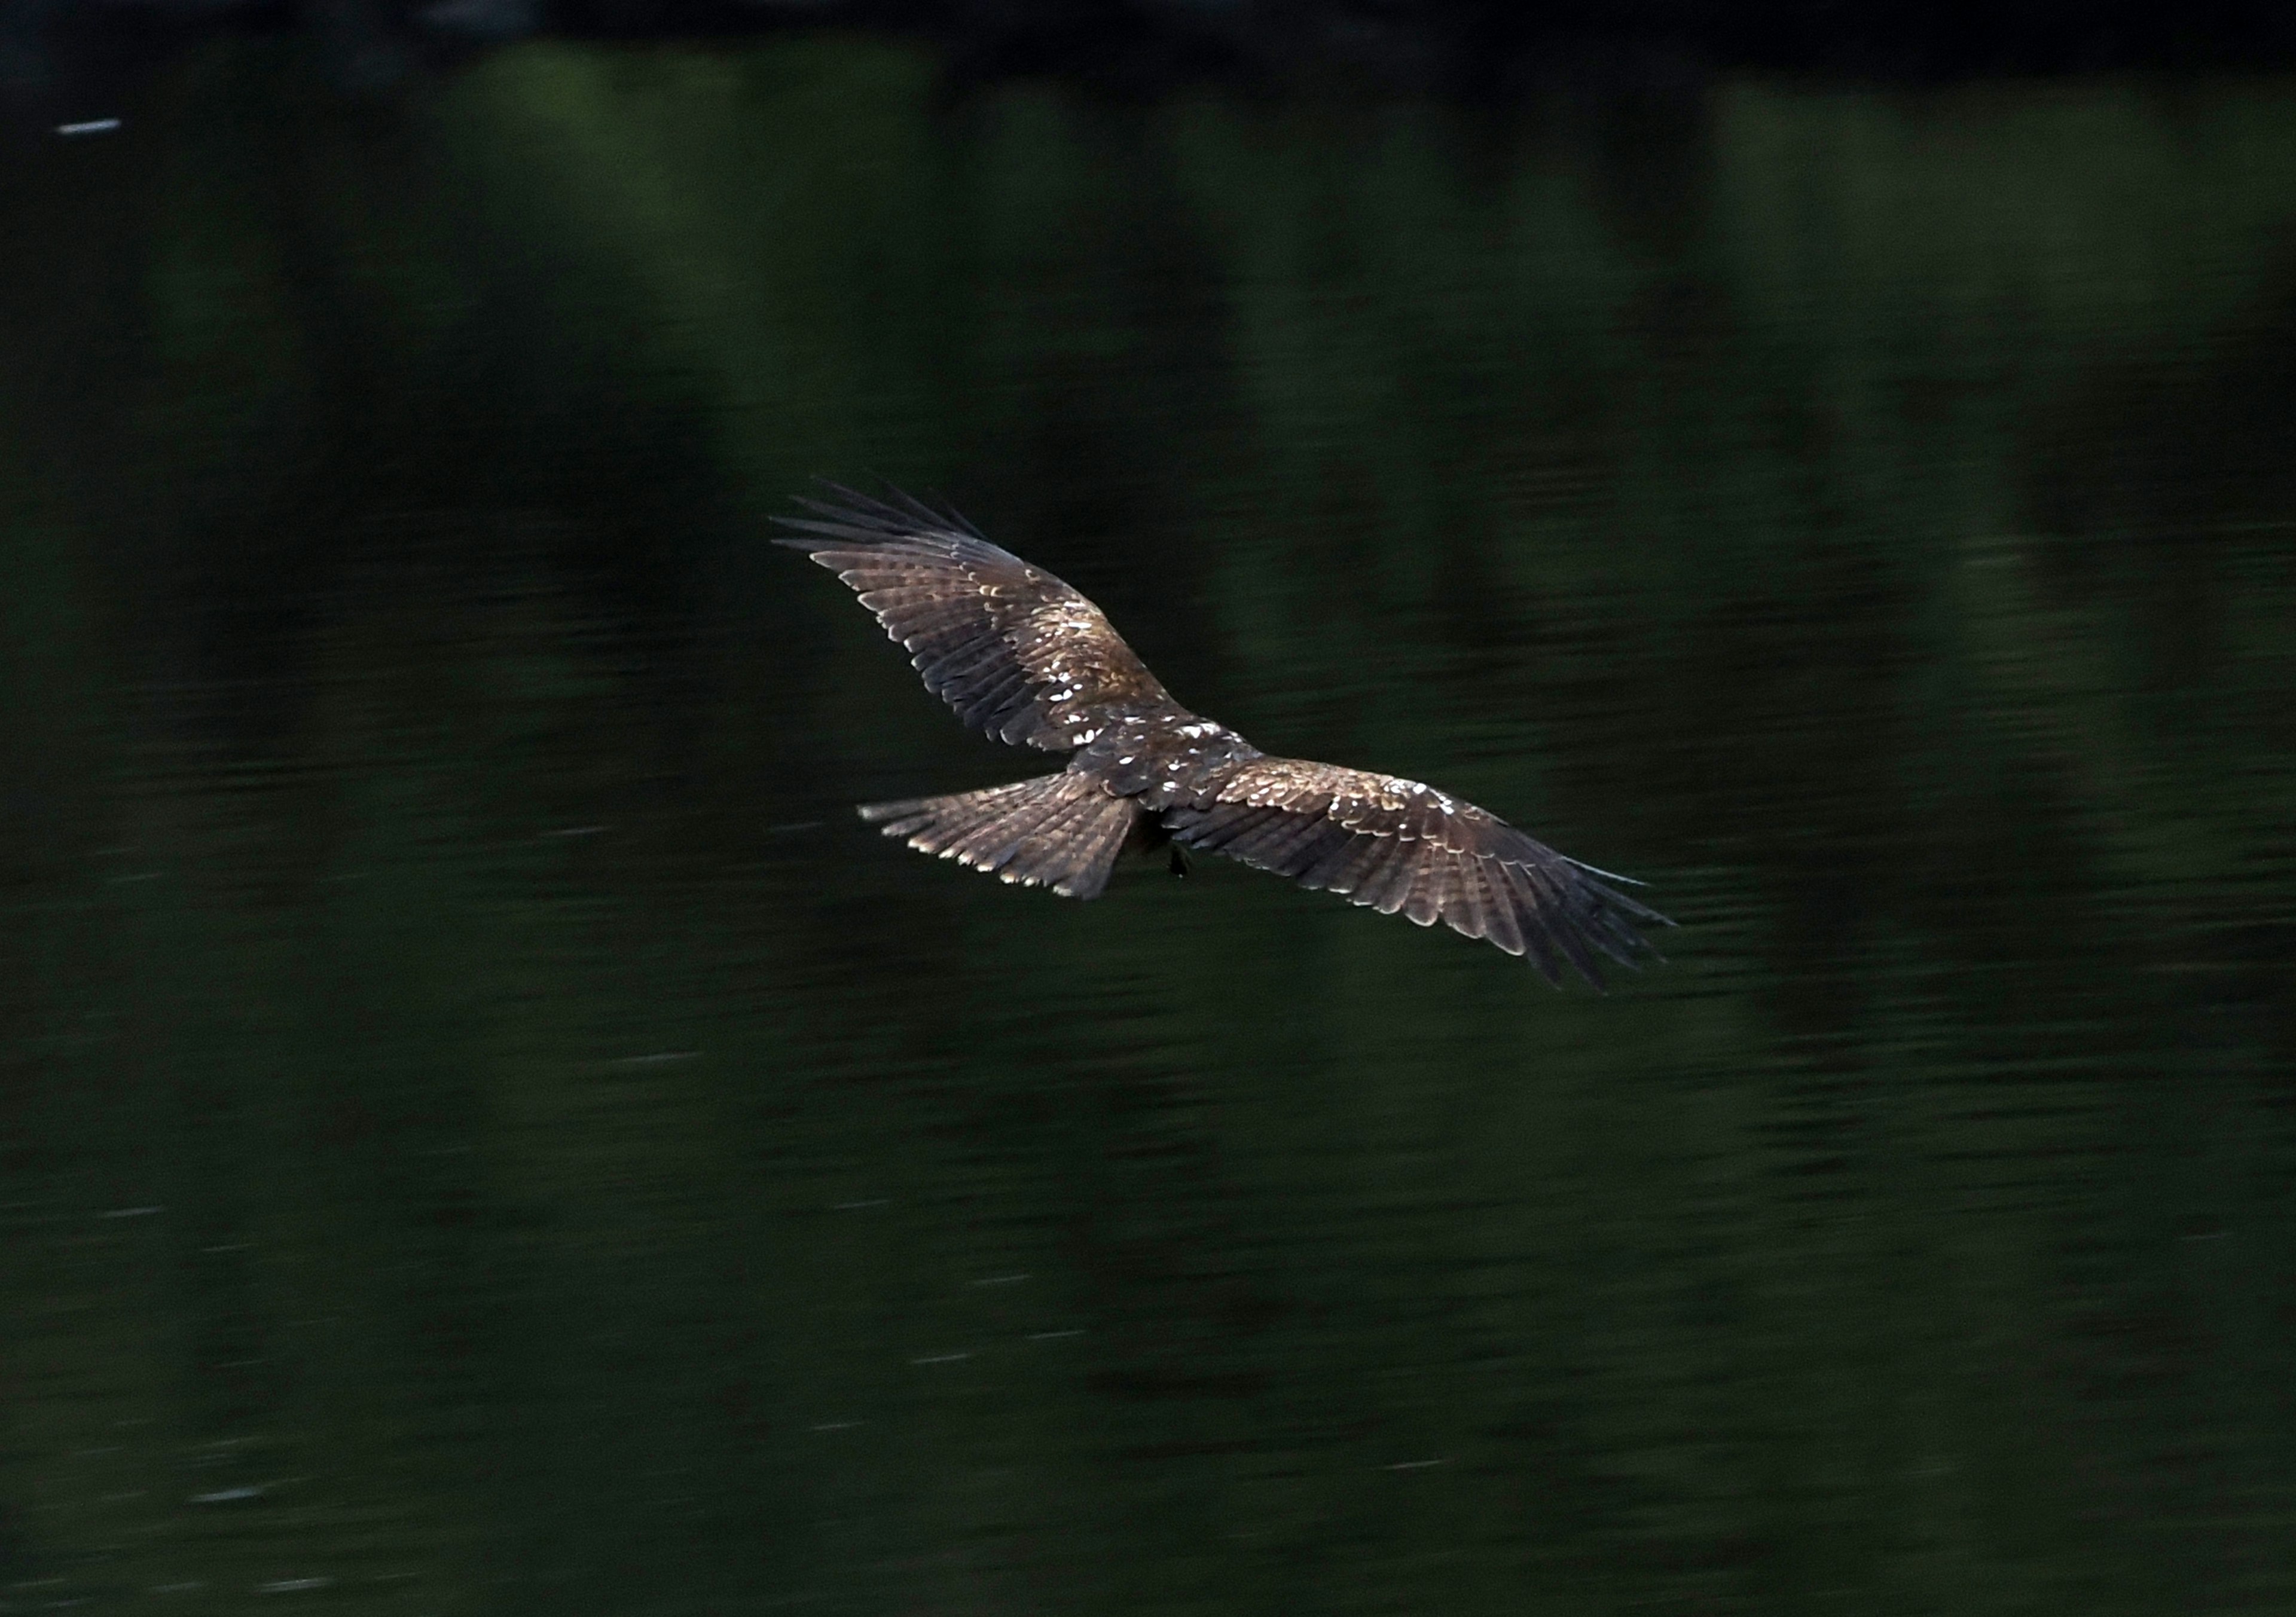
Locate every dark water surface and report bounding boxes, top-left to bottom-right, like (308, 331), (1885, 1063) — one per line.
(6, 43), (2296, 1614)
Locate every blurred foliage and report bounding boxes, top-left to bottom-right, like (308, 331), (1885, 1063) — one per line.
(2, 39), (2294, 1614)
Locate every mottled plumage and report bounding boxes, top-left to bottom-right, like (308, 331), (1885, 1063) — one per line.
(777, 485), (1671, 985)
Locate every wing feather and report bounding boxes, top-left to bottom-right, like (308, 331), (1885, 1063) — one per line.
(1448, 851), (1492, 944)
(1182, 802), (1286, 853)
(777, 485), (1175, 751)
(1349, 837), (1402, 913)
(1401, 848), (1447, 928)
(1497, 864), (1570, 983)
(1474, 858), (1527, 956)
(1329, 832), (1389, 900)
(1239, 809), (1333, 875)
(1354, 837), (1418, 915)
(1162, 757), (1670, 986)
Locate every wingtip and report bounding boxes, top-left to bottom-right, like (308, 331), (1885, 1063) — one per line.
(1559, 852), (1645, 884)
(781, 479), (987, 543)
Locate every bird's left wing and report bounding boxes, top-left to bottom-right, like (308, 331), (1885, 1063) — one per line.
(1164, 757), (1671, 986)
(776, 486), (1174, 751)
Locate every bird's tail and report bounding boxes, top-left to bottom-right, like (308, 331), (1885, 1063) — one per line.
(857, 774), (1139, 900)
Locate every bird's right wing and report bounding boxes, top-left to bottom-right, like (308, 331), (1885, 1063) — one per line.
(776, 486), (1175, 751)
(1163, 757), (1671, 986)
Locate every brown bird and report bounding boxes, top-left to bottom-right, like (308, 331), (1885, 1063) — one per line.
(777, 487), (1671, 985)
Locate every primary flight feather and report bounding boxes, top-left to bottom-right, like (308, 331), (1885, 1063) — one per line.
(777, 486), (1671, 986)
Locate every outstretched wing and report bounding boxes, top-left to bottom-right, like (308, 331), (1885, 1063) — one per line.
(1163, 757), (1671, 986)
(775, 486), (1175, 751)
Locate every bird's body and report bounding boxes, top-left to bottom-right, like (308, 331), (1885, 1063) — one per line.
(778, 487), (1670, 985)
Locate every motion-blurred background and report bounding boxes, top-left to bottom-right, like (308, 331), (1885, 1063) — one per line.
(4, 4), (2294, 1611)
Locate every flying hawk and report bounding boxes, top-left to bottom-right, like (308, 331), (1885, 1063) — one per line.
(777, 487), (1671, 986)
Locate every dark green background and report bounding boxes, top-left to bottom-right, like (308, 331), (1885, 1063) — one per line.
(5, 41), (2294, 1613)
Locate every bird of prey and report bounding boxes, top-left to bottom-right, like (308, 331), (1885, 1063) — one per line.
(777, 487), (1671, 985)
